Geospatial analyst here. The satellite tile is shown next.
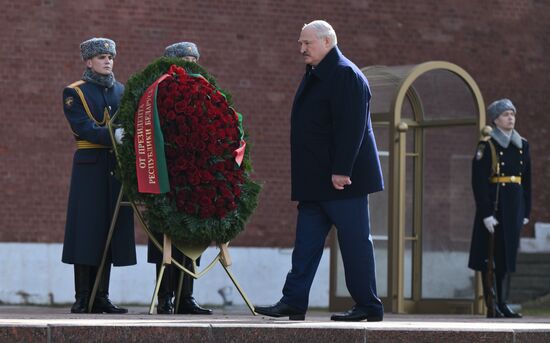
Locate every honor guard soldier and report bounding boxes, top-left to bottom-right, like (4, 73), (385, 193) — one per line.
(146, 41), (212, 315)
(468, 98), (531, 318)
(62, 37), (136, 314)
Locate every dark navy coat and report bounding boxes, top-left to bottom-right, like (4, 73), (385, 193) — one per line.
(290, 46), (384, 201)
(468, 137), (531, 272)
(61, 79), (136, 267)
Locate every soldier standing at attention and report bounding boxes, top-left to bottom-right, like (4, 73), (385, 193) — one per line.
(62, 37), (136, 314)
(468, 98), (531, 318)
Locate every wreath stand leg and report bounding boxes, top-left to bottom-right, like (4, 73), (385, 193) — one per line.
(148, 235), (172, 315)
(218, 243), (256, 315)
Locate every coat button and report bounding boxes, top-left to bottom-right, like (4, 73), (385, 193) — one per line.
(501, 162), (505, 166)
(520, 161), (523, 165)
(520, 150), (523, 154)
(501, 183), (506, 187)
(110, 171), (114, 176)
(499, 151), (503, 156)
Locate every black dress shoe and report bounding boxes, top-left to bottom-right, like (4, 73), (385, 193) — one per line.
(498, 303), (522, 318)
(70, 297), (88, 313)
(486, 305), (505, 318)
(157, 297), (174, 314)
(91, 297), (128, 314)
(255, 301), (306, 320)
(177, 297), (213, 315)
(331, 306), (383, 322)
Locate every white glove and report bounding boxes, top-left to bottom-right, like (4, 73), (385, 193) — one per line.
(483, 216), (498, 234)
(114, 128), (125, 144)
(523, 218), (529, 225)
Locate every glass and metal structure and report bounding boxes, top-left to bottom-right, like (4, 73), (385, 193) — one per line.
(330, 61), (486, 314)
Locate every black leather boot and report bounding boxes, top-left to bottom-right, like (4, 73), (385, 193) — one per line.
(70, 264), (91, 313)
(91, 265), (128, 314)
(156, 263), (174, 314)
(497, 273), (522, 318)
(176, 257), (212, 315)
(482, 271), (503, 318)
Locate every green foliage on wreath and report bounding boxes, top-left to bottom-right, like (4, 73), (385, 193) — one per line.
(115, 57), (261, 246)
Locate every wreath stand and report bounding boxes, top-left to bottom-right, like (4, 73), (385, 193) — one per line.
(86, 117), (256, 315)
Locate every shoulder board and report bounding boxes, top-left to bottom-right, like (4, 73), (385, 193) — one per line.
(67, 80), (86, 88)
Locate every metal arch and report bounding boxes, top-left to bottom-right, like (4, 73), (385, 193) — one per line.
(390, 61), (486, 130)
(387, 61), (486, 314)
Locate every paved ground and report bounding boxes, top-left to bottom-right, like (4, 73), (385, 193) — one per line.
(3, 304), (550, 324)
(2, 305), (550, 342)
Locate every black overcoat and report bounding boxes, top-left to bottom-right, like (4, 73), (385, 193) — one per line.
(290, 47), (383, 201)
(468, 136), (531, 272)
(61, 79), (136, 267)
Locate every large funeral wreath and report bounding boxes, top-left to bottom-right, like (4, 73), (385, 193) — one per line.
(116, 57), (261, 246)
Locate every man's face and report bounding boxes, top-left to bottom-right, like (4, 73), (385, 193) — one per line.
(86, 54), (114, 75)
(298, 27), (331, 66)
(181, 56), (197, 63)
(493, 110), (516, 131)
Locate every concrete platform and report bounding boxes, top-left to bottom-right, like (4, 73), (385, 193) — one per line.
(2, 306), (550, 342)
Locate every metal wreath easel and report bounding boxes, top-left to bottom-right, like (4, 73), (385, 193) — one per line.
(86, 113), (256, 315)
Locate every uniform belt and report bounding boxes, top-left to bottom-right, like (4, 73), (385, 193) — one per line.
(490, 176), (521, 184)
(76, 141), (109, 149)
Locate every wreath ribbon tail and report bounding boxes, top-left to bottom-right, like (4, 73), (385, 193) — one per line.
(234, 140), (246, 166)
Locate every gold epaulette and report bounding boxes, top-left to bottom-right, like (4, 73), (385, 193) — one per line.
(67, 80), (85, 88)
(66, 81), (108, 126)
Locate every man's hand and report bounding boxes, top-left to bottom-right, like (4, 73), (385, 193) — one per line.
(483, 216), (498, 234)
(115, 128), (125, 144)
(332, 174), (352, 190)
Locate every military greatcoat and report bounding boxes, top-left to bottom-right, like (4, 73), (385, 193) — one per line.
(468, 133), (531, 273)
(61, 79), (136, 267)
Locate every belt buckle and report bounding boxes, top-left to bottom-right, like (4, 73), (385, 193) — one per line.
(510, 176), (516, 182)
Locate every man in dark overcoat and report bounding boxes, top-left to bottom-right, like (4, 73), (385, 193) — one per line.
(62, 37), (136, 313)
(255, 20), (384, 322)
(468, 98), (531, 318)
(146, 41), (212, 315)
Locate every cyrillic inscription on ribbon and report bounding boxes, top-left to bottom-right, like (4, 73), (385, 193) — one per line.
(135, 74), (170, 194)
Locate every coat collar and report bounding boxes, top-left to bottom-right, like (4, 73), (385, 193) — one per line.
(306, 46), (342, 80)
(490, 127), (523, 149)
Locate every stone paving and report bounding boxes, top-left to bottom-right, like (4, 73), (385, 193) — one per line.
(2, 305), (550, 342)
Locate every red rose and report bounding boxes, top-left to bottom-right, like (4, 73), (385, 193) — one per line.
(175, 136), (187, 148)
(199, 196), (212, 207)
(215, 208), (227, 219)
(227, 201), (237, 211)
(200, 170), (214, 183)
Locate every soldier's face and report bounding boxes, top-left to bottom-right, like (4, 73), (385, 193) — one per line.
(86, 54), (114, 75)
(493, 110), (516, 131)
(299, 27), (331, 67)
(181, 56), (197, 63)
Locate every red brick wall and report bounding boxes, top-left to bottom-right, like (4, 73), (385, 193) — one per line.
(1, 0), (549, 247)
